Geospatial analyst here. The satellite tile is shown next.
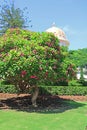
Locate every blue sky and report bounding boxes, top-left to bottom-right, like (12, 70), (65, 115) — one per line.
(1, 0), (87, 50)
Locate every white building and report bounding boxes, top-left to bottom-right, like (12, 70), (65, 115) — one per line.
(77, 66), (87, 80)
(46, 23), (70, 46)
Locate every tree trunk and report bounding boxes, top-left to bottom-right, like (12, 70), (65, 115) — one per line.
(31, 86), (39, 107)
(80, 66), (84, 81)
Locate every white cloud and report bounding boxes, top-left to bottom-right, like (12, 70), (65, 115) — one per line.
(62, 25), (87, 39)
(62, 25), (77, 36)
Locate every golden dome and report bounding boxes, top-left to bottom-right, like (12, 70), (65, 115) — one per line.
(46, 23), (70, 46)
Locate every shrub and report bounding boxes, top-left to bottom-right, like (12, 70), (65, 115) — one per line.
(39, 86), (87, 96)
(0, 83), (87, 96)
(68, 80), (82, 86)
(79, 79), (87, 86)
(0, 84), (18, 93)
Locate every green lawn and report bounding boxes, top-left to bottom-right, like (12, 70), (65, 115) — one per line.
(0, 101), (87, 130)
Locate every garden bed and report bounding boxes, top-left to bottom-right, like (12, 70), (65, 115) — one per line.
(0, 93), (87, 110)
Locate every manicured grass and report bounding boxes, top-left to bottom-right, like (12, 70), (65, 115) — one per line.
(0, 101), (87, 130)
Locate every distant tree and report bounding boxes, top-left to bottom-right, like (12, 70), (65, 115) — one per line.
(0, 0), (31, 35)
(68, 48), (87, 80)
(68, 48), (87, 67)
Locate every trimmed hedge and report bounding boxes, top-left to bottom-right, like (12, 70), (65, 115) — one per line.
(0, 84), (18, 93)
(39, 86), (87, 96)
(0, 82), (87, 95)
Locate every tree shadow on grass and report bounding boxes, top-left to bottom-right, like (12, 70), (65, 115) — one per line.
(0, 94), (86, 114)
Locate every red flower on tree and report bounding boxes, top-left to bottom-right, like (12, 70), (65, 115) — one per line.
(21, 70), (27, 77)
(45, 71), (48, 76)
(30, 75), (38, 80)
(20, 53), (24, 57)
(33, 50), (37, 54)
(39, 67), (43, 71)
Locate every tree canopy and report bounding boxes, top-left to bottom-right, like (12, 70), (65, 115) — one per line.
(68, 48), (87, 67)
(0, 28), (76, 106)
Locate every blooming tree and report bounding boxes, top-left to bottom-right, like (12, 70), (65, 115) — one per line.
(0, 28), (75, 106)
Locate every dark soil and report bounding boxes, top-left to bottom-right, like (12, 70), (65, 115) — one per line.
(0, 93), (87, 112)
